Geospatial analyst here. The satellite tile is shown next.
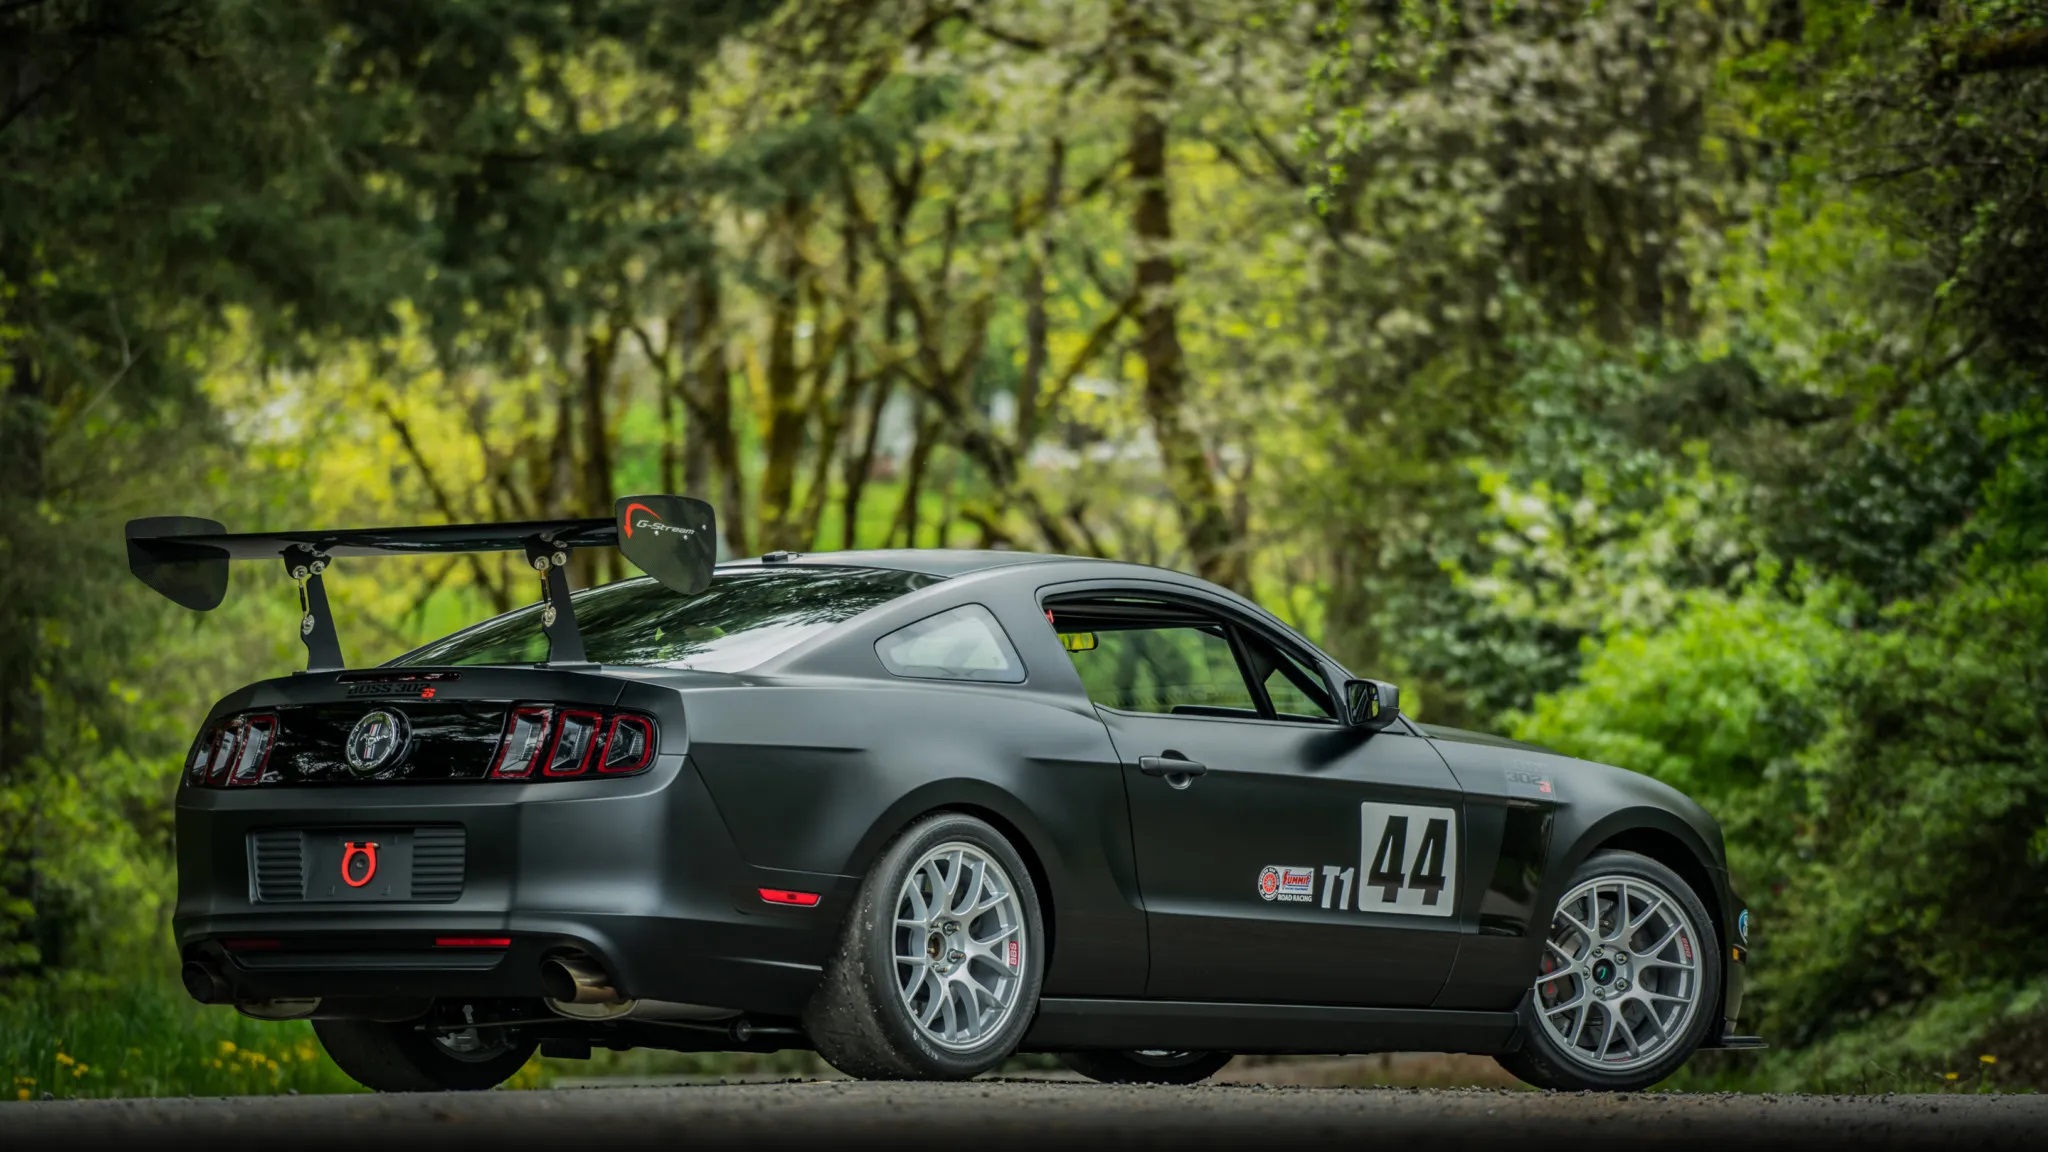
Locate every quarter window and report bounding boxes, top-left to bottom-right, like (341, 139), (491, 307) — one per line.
(876, 604), (1026, 683)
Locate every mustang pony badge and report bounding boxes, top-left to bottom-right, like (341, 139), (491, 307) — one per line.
(345, 709), (407, 775)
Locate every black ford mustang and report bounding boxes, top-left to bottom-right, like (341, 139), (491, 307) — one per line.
(127, 495), (1759, 1093)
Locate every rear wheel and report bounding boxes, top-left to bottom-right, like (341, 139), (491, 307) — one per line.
(804, 813), (1045, 1079)
(1059, 1050), (1232, 1085)
(313, 1013), (535, 1092)
(1496, 850), (1721, 1091)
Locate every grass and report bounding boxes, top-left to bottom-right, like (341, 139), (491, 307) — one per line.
(2, 979), (365, 1099)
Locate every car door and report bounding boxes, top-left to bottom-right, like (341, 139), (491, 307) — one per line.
(1045, 589), (1468, 1007)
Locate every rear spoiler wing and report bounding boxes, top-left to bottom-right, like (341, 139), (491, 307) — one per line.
(124, 495), (716, 670)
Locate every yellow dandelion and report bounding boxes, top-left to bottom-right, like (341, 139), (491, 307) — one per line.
(14, 1076), (34, 1086)
(217, 1041), (237, 1056)
(16, 1089), (28, 1101)
(53, 1053), (74, 1067)
(1979, 1055), (1997, 1065)
(1944, 1072), (1959, 1081)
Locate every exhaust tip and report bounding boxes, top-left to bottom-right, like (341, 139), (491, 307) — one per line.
(182, 961), (228, 1004)
(540, 953), (619, 1004)
(538, 958), (579, 1003)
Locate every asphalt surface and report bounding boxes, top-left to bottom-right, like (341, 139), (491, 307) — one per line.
(5, 1080), (2045, 1151)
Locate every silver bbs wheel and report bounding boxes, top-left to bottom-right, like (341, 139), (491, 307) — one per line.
(1534, 873), (1704, 1072)
(893, 841), (1027, 1051)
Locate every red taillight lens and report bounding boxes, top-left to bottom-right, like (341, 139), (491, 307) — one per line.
(205, 725), (243, 785)
(541, 710), (603, 778)
(599, 715), (655, 774)
(489, 706), (555, 779)
(759, 888), (821, 907)
(228, 715), (277, 786)
(489, 706), (657, 782)
(434, 936), (511, 948)
(185, 728), (217, 785)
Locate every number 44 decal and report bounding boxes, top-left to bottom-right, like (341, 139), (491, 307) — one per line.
(1358, 802), (1458, 917)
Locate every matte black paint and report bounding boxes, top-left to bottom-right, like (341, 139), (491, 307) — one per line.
(172, 550), (1754, 1055)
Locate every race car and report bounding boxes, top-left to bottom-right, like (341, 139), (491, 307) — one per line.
(128, 495), (1760, 1093)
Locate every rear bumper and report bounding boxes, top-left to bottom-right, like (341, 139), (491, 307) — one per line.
(173, 755), (849, 1017)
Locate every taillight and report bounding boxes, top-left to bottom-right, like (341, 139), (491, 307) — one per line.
(227, 715), (278, 786)
(599, 715), (655, 774)
(204, 725), (242, 785)
(489, 706), (555, 779)
(494, 705), (658, 782)
(541, 710), (603, 778)
(185, 728), (217, 785)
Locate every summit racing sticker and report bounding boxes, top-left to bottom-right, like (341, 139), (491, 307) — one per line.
(1256, 865), (1317, 903)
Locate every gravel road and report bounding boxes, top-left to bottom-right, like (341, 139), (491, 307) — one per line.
(6, 1080), (2045, 1151)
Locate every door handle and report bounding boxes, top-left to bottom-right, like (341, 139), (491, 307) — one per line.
(1137, 754), (1209, 778)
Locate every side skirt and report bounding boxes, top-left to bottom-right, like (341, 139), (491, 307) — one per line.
(1019, 998), (1522, 1056)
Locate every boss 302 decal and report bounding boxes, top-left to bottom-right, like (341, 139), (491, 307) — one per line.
(1252, 802), (1461, 916)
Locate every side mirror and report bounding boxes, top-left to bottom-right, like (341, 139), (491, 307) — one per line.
(1343, 678), (1401, 731)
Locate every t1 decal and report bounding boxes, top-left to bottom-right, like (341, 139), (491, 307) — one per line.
(1358, 802), (1458, 917)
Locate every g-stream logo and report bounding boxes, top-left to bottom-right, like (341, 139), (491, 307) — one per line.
(622, 502), (696, 540)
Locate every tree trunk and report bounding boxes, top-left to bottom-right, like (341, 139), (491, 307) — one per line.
(1128, 86), (1246, 593)
(893, 402), (939, 547)
(756, 202), (810, 554)
(842, 366), (892, 549)
(1016, 137), (1064, 446)
(577, 322), (620, 587)
(684, 272), (748, 558)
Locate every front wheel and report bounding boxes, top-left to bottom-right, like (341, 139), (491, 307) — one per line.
(1059, 1050), (1233, 1085)
(313, 1013), (535, 1092)
(1495, 850), (1722, 1092)
(803, 813), (1046, 1079)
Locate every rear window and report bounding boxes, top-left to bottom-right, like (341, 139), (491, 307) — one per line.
(392, 566), (939, 671)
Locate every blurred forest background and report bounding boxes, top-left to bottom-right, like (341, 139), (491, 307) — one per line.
(3, 0), (2046, 1096)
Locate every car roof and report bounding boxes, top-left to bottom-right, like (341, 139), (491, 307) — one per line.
(719, 548), (1093, 579)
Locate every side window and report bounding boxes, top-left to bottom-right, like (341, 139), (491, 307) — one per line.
(1060, 622), (1259, 716)
(875, 604), (1025, 683)
(1259, 643), (1338, 723)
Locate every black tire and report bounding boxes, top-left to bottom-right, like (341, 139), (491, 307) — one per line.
(803, 812), (1046, 1080)
(1496, 850), (1723, 1092)
(1059, 1050), (1233, 1085)
(313, 1014), (536, 1092)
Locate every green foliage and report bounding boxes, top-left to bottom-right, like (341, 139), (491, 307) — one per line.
(1514, 552), (2048, 1085)
(4, 0), (2048, 1097)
